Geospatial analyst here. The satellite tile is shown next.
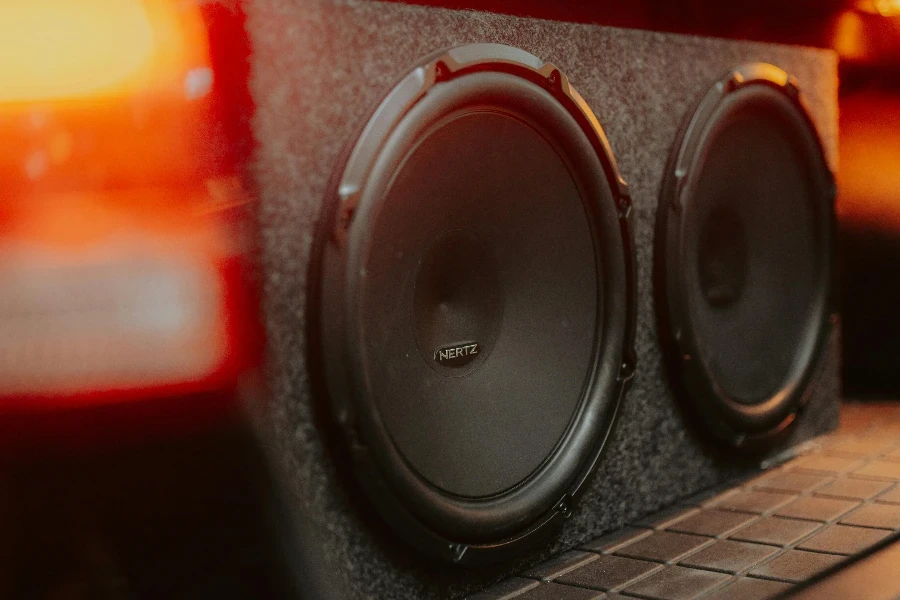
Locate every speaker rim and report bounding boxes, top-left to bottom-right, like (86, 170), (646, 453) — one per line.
(309, 44), (637, 563)
(655, 63), (837, 449)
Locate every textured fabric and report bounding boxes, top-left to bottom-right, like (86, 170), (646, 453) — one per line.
(246, 1), (840, 598)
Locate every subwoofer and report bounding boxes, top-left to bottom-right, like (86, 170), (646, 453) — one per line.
(246, 1), (841, 598)
(656, 64), (837, 448)
(310, 43), (636, 563)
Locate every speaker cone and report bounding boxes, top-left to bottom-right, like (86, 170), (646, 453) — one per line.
(656, 64), (835, 448)
(310, 44), (635, 563)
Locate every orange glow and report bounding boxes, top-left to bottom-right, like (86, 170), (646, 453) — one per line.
(0, 0), (209, 103)
(859, 0), (900, 17)
(833, 12), (868, 60)
(0, 2), (260, 408)
(838, 91), (900, 231)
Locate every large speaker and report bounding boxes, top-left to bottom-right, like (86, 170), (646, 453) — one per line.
(310, 43), (636, 563)
(247, 1), (840, 598)
(656, 64), (837, 448)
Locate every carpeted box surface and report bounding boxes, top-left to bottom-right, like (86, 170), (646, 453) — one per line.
(247, 2), (840, 598)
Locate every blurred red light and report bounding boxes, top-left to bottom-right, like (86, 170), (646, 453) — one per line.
(0, 1), (259, 413)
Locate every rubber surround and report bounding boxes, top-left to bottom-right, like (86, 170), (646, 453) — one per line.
(309, 45), (636, 563)
(655, 65), (836, 449)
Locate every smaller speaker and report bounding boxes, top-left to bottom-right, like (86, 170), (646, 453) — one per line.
(308, 44), (636, 563)
(656, 64), (836, 448)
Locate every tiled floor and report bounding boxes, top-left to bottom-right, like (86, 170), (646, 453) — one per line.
(469, 403), (900, 599)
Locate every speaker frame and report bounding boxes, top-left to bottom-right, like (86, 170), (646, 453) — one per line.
(655, 63), (837, 450)
(307, 44), (637, 564)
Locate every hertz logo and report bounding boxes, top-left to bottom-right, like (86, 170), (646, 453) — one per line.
(433, 342), (479, 368)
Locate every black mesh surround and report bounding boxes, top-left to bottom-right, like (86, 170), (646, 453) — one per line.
(657, 70), (834, 445)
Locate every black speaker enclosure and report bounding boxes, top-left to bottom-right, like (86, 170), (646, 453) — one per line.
(248, 1), (841, 597)
(655, 64), (837, 449)
(308, 44), (637, 563)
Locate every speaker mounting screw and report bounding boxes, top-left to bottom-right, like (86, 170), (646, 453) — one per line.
(672, 169), (687, 212)
(334, 192), (359, 244)
(785, 77), (801, 99)
(618, 359), (635, 383)
(547, 69), (562, 93)
(433, 60), (449, 82)
(616, 196), (632, 219)
(723, 73), (742, 93)
(338, 207), (353, 232)
(449, 543), (468, 563)
(556, 495), (573, 518)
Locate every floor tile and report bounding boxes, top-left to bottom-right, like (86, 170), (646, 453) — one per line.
(774, 496), (859, 522)
(841, 503), (900, 529)
(855, 461), (900, 481)
(748, 550), (845, 583)
(700, 489), (740, 508)
(514, 582), (607, 600)
(622, 566), (729, 599)
(614, 531), (712, 563)
(875, 485), (900, 504)
(788, 454), (865, 474)
(667, 509), (757, 538)
(709, 489), (796, 515)
(822, 438), (894, 458)
(753, 472), (832, 494)
(882, 448), (900, 463)
(701, 576), (792, 600)
(729, 516), (821, 547)
(797, 523), (892, 555)
(554, 554), (661, 591)
(813, 477), (893, 501)
(679, 539), (778, 575)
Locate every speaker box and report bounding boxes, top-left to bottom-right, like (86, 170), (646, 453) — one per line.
(246, 1), (840, 598)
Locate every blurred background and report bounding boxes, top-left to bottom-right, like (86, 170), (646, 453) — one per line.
(1, 0), (899, 598)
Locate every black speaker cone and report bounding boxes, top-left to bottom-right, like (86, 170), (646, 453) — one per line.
(311, 45), (635, 562)
(657, 65), (835, 446)
(697, 205), (747, 309)
(366, 108), (605, 500)
(412, 229), (502, 377)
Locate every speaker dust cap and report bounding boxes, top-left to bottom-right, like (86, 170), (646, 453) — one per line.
(310, 44), (636, 564)
(657, 64), (836, 449)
